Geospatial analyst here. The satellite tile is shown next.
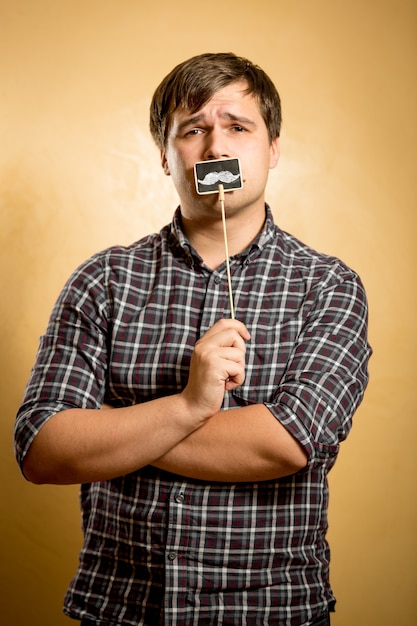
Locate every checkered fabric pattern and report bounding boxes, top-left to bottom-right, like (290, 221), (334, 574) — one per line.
(15, 206), (371, 625)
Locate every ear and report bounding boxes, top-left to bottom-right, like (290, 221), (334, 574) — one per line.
(269, 137), (280, 169)
(161, 151), (170, 176)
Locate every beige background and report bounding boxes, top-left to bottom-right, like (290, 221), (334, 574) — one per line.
(1, 1), (416, 624)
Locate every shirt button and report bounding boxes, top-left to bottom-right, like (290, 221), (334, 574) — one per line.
(168, 552), (177, 560)
(175, 493), (185, 503)
(214, 275), (222, 284)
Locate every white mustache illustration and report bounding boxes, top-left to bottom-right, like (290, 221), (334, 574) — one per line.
(197, 171), (241, 185)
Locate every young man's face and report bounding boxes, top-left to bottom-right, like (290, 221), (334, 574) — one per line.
(161, 80), (279, 222)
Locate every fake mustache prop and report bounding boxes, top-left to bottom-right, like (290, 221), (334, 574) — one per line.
(197, 171), (241, 186)
(193, 157), (243, 319)
(194, 157), (242, 195)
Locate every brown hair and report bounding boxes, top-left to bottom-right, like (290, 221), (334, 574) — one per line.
(149, 52), (282, 150)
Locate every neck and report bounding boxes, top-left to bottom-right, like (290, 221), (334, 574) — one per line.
(180, 206), (265, 270)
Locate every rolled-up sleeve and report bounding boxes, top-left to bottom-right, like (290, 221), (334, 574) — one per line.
(14, 254), (109, 471)
(265, 270), (371, 468)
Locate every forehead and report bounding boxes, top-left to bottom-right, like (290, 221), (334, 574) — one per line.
(171, 82), (263, 124)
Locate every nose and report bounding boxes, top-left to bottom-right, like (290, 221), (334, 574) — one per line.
(203, 127), (230, 161)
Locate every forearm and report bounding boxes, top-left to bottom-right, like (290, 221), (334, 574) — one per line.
(22, 394), (203, 485)
(153, 404), (308, 482)
(21, 318), (252, 485)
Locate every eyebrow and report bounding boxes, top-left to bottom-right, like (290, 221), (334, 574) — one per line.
(176, 112), (257, 134)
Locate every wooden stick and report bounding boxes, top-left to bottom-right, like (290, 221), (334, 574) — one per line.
(218, 184), (235, 319)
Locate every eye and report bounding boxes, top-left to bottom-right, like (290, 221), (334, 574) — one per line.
(231, 125), (246, 133)
(185, 128), (203, 137)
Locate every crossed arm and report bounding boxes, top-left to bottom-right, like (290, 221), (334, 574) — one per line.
(22, 319), (307, 485)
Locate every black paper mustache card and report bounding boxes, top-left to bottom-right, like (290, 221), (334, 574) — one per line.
(194, 157), (242, 195)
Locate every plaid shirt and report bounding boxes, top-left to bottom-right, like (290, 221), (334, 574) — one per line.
(15, 206), (371, 625)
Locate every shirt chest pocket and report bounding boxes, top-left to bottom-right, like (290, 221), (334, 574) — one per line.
(231, 318), (302, 406)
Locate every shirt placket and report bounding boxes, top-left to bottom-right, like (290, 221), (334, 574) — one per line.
(200, 266), (237, 331)
(163, 262), (240, 625)
(163, 480), (196, 626)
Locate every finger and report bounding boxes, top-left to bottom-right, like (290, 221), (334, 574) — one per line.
(204, 318), (251, 342)
(216, 349), (246, 385)
(197, 328), (248, 354)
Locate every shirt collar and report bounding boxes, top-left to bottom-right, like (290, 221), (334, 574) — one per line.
(169, 204), (277, 267)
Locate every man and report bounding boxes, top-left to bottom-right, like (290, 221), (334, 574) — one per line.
(15, 53), (371, 625)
